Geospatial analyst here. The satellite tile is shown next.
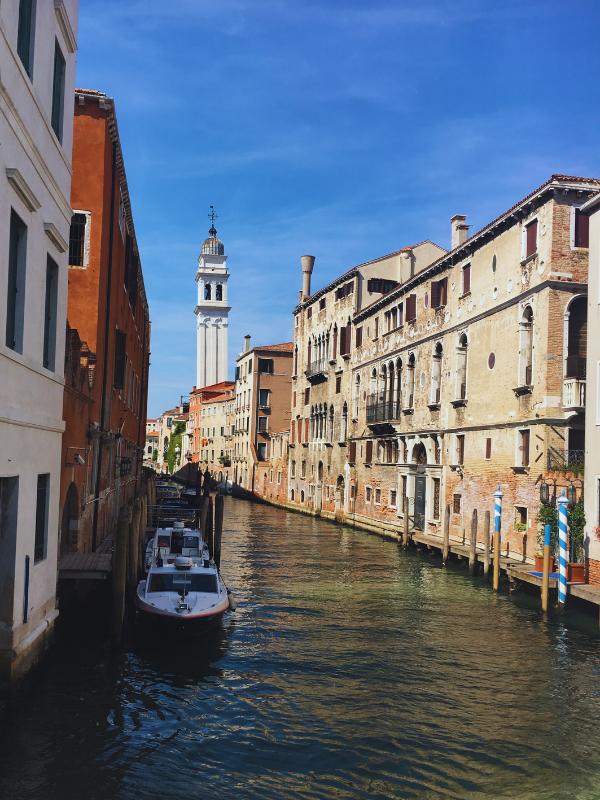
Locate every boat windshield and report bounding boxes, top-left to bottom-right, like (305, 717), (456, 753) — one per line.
(148, 573), (218, 593)
(157, 535), (170, 548)
(183, 535), (200, 549)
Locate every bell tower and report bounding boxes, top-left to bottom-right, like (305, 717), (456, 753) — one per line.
(194, 207), (231, 388)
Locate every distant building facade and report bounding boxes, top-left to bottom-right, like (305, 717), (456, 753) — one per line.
(0, 0), (79, 679)
(60, 88), (150, 555)
(232, 337), (293, 491)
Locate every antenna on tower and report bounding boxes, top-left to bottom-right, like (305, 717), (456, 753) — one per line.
(208, 205), (218, 230)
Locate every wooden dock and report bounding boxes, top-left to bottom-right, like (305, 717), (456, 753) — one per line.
(58, 551), (112, 580)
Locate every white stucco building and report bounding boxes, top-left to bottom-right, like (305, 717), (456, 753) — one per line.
(0, 0), (78, 679)
(194, 209), (230, 389)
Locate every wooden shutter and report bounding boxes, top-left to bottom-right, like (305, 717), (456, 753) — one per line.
(525, 220), (537, 257)
(304, 418), (309, 441)
(365, 440), (373, 463)
(575, 210), (589, 248)
(520, 430), (530, 466)
(462, 264), (471, 295)
(406, 294), (417, 322)
(349, 441), (356, 464)
(431, 281), (440, 309)
(485, 438), (492, 459)
(356, 326), (362, 347)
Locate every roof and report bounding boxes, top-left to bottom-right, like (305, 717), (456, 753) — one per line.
(201, 391), (233, 404)
(293, 240), (443, 313)
(355, 174), (600, 321)
(237, 342), (294, 361)
(190, 381), (234, 395)
(146, 431), (159, 438)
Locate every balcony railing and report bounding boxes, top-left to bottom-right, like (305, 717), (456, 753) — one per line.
(305, 359), (328, 382)
(366, 400), (401, 424)
(563, 378), (586, 410)
(547, 447), (585, 473)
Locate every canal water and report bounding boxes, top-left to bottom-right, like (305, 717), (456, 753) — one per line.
(1, 498), (600, 799)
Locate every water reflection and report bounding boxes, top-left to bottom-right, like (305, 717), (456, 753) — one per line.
(1, 497), (600, 799)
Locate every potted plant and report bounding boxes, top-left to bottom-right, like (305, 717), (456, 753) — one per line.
(567, 500), (586, 583)
(536, 503), (558, 572)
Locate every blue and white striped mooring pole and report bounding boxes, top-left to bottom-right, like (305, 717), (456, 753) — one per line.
(493, 484), (503, 591)
(557, 492), (569, 605)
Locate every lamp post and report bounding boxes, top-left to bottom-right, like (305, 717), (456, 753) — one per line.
(493, 484), (503, 591)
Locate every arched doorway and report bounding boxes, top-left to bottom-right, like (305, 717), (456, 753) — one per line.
(60, 482), (79, 556)
(335, 475), (345, 510)
(412, 443), (427, 530)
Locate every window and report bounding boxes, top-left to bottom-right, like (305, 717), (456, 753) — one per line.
(51, 39), (66, 142)
(291, 461), (296, 478)
(304, 387), (310, 405)
(348, 441), (357, 464)
(519, 306), (534, 386)
(433, 478), (440, 519)
(453, 493), (461, 514)
(319, 298), (326, 310)
(406, 294), (417, 323)
(43, 256), (59, 370)
(34, 473), (49, 563)
(462, 263), (471, 295)
(307, 307), (312, 319)
(518, 429), (530, 467)
(259, 389), (269, 407)
(6, 209), (27, 353)
(340, 325), (351, 357)
(365, 440), (373, 464)
(335, 282), (354, 300)
(525, 219), (537, 258)
(455, 333), (468, 400)
(114, 329), (126, 389)
(216, 284), (223, 301)
(405, 354), (415, 408)
(17, 0), (36, 77)
(258, 416), (268, 433)
(69, 213), (87, 266)
(301, 460), (306, 478)
(485, 438), (492, 460)
(257, 443), (267, 460)
(390, 489), (397, 508)
(430, 342), (442, 404)
(455, 434), (465, 465)
(258, 358), (274, 374)
(367, 277), (398, 294)
(375, 488), (381, 504)
(356, 326), (363, 347)
(431, 278), (448, 309)
(515, 506), (528, 527)
(204, 283), (212, 300)
(335, 376), (341, 393)
(574, 209), (589, 248)
(366, 486), (372, 503)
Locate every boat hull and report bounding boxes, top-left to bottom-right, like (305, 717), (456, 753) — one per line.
(135, 587), (230, 629)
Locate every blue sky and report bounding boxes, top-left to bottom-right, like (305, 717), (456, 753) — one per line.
(76, 0), (600, 417)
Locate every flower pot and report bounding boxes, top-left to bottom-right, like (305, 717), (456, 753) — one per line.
(534, 554), (556, 572)
(567, 562), (585, 584)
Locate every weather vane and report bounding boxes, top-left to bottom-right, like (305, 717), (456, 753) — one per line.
(208, 205), (218, 227)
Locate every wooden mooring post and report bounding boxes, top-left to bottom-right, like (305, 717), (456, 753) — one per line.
(112, 504), (131, 642)
(469, 509), (478, 575)
(403, 503), (410, 547)
(483, 510), (491, 578)
(214, 493), (224, 569)
(442, 505), (450, 565)
(541, 523), (552, 614)
(128, 498), (141, 593)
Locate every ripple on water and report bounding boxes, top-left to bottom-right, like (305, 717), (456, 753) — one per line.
(2, 498), (600, 799)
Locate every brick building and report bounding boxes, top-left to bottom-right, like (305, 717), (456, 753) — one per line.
(60, 88), (150, 555)
(286, 175), (597, 563)
(232, 337), (293, 491)
(188, 383), (235, 477)
(254, 429), (291, 505)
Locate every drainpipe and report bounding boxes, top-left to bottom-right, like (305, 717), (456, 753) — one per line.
(92, 139), (117, 551)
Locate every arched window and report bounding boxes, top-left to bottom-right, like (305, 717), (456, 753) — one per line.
(204, 283), (211, 300)
(566, 296), (586, 379)
(307, 338), (312, 369)
(341, 402), (348, 442)
(456, 334), (468, 400)
(333, 325), (338, 359)
(405, 353), (415, 409)
(379, 364), (387, 405)
(352, 373), (361, 420)
(387, 361), (395, 419)
(519, 306), (533, 386)
(216, 284), (223, 301)
(431, 341), (443, 404)
(329, 405), (335, 443)
(370, 367), (377, 399)
(394, 359), (402, 417)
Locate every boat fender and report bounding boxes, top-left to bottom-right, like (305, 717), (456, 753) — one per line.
(203, 559), (210, 568)
(227, 589), (237, 611)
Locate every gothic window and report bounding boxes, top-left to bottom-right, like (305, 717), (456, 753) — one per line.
(405, 353), (415, 409)
(456, 334), (468, 400)
(204, 283), (212, 300)
(216, 284), (223, 301)
(519, 306), (534, 386)
(431, 342), (443, 404)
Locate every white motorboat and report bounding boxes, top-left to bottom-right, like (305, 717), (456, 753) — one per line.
(136, 523), (231, 626)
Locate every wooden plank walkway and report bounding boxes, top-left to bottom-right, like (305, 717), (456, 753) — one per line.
(58, 551), (112, 580)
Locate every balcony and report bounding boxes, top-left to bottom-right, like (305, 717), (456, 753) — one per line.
(305, 359), (328, 383)
(563, 377), (586, 411)
(366, 400), (401, 425)
(547, 447), (584, 474)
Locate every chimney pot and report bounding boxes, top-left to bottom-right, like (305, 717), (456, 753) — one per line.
(243, 334), (251, 353)
(301, 255), (315, 300)
(451, 214), (469, 250)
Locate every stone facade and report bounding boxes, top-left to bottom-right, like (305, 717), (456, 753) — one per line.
(0, 0), (79, 680)
(254, 430), (290, 505)
(232, 339), (293, 491)
(285, 175), (597, 563)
